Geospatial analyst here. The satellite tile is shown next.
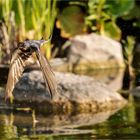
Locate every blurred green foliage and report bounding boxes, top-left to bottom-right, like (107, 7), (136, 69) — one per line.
(0, 0), (57, 59)
(123, 36), (135, 79)
(0, 0), (140, 62)
(0, 0), (57, 40)
(85, 0), (134, 40)
(57, 5), (86, 38)
(123, 36), (135, 66)
(57, 0), (136, 41)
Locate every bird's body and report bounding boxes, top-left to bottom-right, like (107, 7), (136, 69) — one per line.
(5, 39), (57, 101)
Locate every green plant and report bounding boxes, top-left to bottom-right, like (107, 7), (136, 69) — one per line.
(29, 0), (57, 58)
(56, 0), (135, 40)
(0, 0), (57, 61)
(123, 36), (135, 66)
(85, 0), (135, 40)
(123, 36), (135, 78)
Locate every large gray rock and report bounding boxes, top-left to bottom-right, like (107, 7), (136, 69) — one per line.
(67, 33), (125, 70)
(1, 70), (126, 112)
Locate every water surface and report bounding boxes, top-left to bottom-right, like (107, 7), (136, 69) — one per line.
(0, 99), (139, 140)
(1, 69), (140, 139)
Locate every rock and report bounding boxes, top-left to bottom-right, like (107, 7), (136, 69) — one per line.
(74, 69), (125, 92)
(49, 59), (124, 92)
(50, 58), (69, 72)
(67, 33), (125, 70)
(1, 70), (126, 112)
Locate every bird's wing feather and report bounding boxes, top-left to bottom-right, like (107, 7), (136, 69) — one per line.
(35, 50), (57, 99)
(5, 49), (27, 100)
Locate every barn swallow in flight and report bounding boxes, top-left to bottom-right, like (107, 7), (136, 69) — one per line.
(5, 38), (57, 101)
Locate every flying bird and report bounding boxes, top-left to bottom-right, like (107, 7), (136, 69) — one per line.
(5, 38), (57, 101)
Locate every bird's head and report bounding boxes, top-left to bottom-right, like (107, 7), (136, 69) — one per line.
(18, 39), (49, 52)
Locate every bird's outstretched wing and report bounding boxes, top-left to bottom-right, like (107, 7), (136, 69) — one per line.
(35, 50), (57, 99)
(5, 49), (29, 100)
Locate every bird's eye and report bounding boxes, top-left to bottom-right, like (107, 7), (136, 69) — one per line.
(30, 44), (38, 51)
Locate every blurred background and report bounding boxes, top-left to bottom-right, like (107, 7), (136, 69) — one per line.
(0, 0), (139, 64)
(0, 0), (140, 139)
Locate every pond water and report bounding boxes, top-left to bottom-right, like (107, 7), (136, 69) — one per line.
(1, 69), (140, 139)
(0, 99), (140, 140)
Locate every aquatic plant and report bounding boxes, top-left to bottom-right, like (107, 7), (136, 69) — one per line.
(123, 36), (135, 81)
(0, 0), (57, 62)
(85, 0), (134, 40)
(57, 0), (135, 41)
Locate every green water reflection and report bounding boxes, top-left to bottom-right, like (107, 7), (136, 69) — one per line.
(0, 99), (140, 139)
(80, 98), (140, 139)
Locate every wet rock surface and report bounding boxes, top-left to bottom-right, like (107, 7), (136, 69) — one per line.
(0, 70), (126, 112)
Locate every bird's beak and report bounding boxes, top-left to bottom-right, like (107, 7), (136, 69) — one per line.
(40, 34), (52, 46)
